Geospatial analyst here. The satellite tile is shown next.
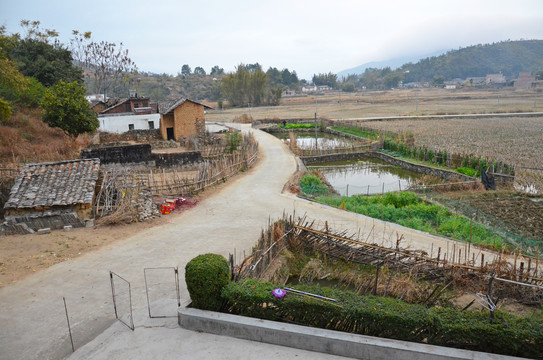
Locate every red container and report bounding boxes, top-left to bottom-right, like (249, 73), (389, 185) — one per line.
(160, 204), (172, 215)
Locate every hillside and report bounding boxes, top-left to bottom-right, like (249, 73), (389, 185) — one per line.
(337, 50), (447, 79)
(0, 108), (90, 166)
(401, 40), (543, 82)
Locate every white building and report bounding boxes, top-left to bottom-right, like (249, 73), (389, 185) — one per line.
(98, 113), (161, 133)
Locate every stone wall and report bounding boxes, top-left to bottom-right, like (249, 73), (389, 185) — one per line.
(301, 151), (372, 165)
(1, 208), (86, 235)
(371, 152), (477, 182)
(81, 144), (153, 164)
(152, 151), (203, 167)
(99, 129), (162, 143)
(81, 144), (203, 167)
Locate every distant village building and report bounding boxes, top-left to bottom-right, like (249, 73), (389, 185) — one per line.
(158, 98), (212, 142)
(514, 72), (536, 89)
(486, 73), (506, 84)
(465, 77), (486, 86)
(301, 85), (317, 92)
(2, 159), (100, 235)
(98, 93), (160, 133)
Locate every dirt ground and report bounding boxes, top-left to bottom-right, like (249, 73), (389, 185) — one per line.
(0, 155), (261, 289)
(445, 190), (543, 238)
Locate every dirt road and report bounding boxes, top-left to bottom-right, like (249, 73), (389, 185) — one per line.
(0, 125), (506, 360)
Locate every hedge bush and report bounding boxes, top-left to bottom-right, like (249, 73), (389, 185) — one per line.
(185, 253), (230, 311)
(222, 279), (543, 358)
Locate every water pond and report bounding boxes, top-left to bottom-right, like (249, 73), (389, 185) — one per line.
(275, 132), (359, 149)
(308, 158), (432, 196)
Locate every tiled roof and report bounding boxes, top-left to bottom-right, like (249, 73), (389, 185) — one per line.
(158, 98), (213, 114)
(4, 159), (100, 210)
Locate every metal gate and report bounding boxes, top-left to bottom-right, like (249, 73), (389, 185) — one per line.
(109, 271), (134, 330)
(144, 267), (181, 318)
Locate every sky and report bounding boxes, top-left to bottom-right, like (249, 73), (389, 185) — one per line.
(1, 0), (543, 80)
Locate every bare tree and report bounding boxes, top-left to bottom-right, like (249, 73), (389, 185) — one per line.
(70, 31), (137, 97)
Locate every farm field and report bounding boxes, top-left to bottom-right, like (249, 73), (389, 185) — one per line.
(206, 87), (543, 121)
(357, 116), (543, 193)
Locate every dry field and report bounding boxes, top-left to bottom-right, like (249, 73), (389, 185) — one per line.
(206, 88), (543, 121)
(358, 116), (543, 192)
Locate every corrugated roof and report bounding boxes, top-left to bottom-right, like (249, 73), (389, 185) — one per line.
(4, 159), (101, 210)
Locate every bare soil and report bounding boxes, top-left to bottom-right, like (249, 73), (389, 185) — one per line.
(445, 190), (543, 239)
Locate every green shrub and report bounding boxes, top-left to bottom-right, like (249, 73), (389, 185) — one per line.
(222, 279), (543, 357)
(456, 167), (477, 177)
(300, 173), (329, 195)
(225, 132), (242, 152)
(185, 253), (230, 311)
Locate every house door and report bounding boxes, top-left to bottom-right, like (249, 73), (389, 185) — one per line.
(166, 127), (174, 140)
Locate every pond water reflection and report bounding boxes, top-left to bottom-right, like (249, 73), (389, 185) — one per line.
(309, 158), (432, 196)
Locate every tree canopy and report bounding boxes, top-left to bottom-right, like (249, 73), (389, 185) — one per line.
(41, 81), (98, 137)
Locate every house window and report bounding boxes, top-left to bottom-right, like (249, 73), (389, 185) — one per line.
(128, 124), (134, 130)
(148, 121), (154, 129)
(134, 103), (139, 108)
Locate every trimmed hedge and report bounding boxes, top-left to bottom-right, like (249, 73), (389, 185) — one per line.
(185, 253), (230, 311)
(222, 279), (543, 358)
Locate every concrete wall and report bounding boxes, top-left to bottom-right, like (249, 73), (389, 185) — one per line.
(179, 307), (519, 360)
(99, 113), (160, 133)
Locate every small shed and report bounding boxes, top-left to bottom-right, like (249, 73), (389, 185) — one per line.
(2, 159), (100, 235)
(158, 98), (212, 142)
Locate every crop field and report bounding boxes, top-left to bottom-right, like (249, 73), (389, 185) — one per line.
(206, 88), (543, 121)
(357, 116), (543, 192)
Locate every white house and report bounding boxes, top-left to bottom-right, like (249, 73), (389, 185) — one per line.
(98, 113), (161, 133)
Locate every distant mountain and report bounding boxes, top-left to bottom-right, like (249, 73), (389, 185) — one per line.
(337, 50), (447, 78)
(401, 40), (543, 82)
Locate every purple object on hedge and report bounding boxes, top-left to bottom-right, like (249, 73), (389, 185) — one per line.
(272, 288), (286, 298)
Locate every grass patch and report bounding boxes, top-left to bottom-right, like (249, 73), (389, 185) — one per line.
(279, 123), (315, 129)
(330, 126), (379, 140)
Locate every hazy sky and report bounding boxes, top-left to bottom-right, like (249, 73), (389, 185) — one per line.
(2, 0), (543, 79)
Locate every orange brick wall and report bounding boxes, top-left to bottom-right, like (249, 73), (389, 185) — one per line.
(160, 101), (206, 141)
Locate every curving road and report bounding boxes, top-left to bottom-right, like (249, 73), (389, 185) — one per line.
(0, 125), (506, 360)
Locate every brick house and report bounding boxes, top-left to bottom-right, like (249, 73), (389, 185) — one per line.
(1, 159), (100, 235)
(158, 98), (212, 141)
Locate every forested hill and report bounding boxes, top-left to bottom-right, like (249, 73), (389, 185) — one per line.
(402, 40), (543, 82)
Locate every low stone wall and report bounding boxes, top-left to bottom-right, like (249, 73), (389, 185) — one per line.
(99, 129), (162, 143)
(371, 152), (477, 183)
(302, 151), (372, 165)
(81, 144), (203, 167)
(81, 144), (152, 164)
(1, 209), (86, 235)
(151, 151), (203, 167)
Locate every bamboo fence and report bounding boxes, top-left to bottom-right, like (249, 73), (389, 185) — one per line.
(234, 216), (543, 291)
(94, 133), (259, 217)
